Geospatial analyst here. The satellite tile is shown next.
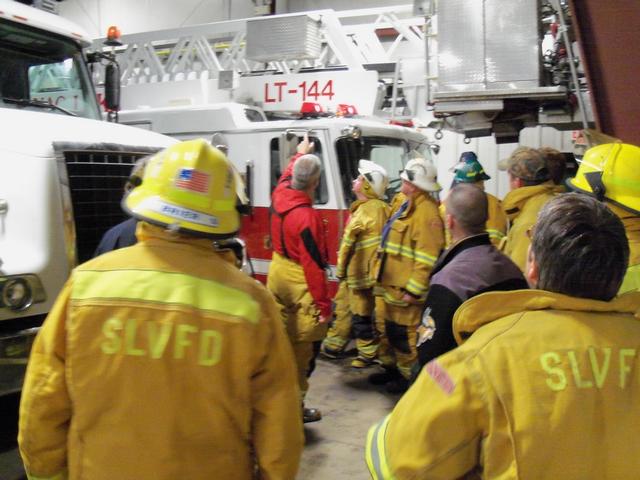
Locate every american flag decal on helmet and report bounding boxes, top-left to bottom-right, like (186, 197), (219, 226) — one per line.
(175, 168), (210, 193)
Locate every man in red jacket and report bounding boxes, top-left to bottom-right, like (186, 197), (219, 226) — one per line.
(267, 134), (331, 423)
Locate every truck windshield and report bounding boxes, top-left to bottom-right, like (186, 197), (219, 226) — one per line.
(0, 19), (101, 120)
(336, 136), (421, 203)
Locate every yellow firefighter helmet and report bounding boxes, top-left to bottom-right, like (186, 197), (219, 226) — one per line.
(568, 143), (640, 214)
(124, 139), (241, 237)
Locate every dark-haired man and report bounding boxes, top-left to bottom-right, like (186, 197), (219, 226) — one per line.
(367, 193), (640, 479)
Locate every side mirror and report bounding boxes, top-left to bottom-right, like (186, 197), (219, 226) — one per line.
(238, 160), (253, 216)
(104, 62), (121, 113)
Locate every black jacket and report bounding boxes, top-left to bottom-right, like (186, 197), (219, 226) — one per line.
(416, 233), (528, 370)
(94, 217), (138, 257)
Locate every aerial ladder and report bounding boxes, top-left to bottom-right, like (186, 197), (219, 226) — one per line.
(91, 5), (430, 121)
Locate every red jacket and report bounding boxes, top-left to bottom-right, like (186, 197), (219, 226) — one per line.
(271, 153), (331, 317)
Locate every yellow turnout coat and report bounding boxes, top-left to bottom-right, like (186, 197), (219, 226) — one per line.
(19, 223), (303, 480)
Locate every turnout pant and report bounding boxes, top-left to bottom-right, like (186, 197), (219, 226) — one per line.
(267, 253), (328, 398)
(349, 287), (378, 360)
(376, 288), (420, 379)
(322, 281), (351, 353)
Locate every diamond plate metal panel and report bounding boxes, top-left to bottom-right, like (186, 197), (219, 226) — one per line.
(437, 0), (541, 92)
(438, 0), (485, 92)
(485, 0), (540, 88)
(246, 15), (322, 62)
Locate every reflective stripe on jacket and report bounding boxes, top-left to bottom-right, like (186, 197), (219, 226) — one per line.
(375, 192), (444, 302)
(19, 223), (303, 480)
(501, 182), (557, 271)
(336, 198), (389, 289)
(367, 289), (640, 479)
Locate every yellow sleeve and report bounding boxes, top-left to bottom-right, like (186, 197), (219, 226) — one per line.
(251, 289), (304, 480)
(336, 216), (363, 279)
(405, 206), (444, 298)
(439, 202), (453, 248)
(486, 195), (508, 247)
(366, 349), (485, 479)
(18, 281), (73, 480)
(349, 206), (384, 284)
(504, 220), (530, 273)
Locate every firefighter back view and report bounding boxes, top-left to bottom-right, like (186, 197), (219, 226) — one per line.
(18, 139), (303, 480)
(567, 142), (640, 293)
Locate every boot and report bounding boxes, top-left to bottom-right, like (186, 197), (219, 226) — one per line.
(385, 376), (409, 394)
(368, 366), (401, 385)
(303, 406), (322, 423)
(319, 344), (343, 360)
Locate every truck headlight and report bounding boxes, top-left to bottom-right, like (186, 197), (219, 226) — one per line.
(3, 278), (31, 310)
(0, 275), (46, 311)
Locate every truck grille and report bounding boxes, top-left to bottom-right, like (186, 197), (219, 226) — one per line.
(62, 148), (157, 264)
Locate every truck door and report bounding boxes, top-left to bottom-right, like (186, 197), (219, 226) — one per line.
(240, 129), (341, 292)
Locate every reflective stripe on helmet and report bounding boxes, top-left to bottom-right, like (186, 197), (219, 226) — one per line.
(134, 196), (228, 228)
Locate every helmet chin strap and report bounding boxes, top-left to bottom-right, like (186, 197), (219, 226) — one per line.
(362, 181), (378, 199)
(584, 171), (606, 201)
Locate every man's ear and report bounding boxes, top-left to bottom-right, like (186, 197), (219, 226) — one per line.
(525, 245), (539, 288)
(446, 212), (455, 232)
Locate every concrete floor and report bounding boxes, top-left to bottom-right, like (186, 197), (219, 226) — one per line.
(298, 352), (400, 480)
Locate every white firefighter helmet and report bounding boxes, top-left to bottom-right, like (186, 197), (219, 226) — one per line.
(400, 156), (441, 192)
(358, 159), (389, 199)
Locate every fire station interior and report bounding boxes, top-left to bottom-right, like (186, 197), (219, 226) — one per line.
(1, 0), (639, 479)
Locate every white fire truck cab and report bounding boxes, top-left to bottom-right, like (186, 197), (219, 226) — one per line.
(0, 0), (175, 395)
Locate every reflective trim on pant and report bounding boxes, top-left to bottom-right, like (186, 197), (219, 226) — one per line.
(366, 415), (396, 480)
(355, 337), (379, 360)
(323, 282), (351, 351)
